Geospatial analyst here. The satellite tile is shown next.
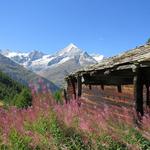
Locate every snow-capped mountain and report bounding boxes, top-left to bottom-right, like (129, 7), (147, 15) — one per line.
(0, 53), (58, 92)
(46, 43), (98, 67)
(0, 50), (45, 69)
(91, 54), (104, 62)
(0, 43), (103, 87)
(0, 43), (103, 71)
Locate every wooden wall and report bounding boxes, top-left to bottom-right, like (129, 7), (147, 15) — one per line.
(82, 85), (134, 107)
(67, 79), (76, 100)
(78, 85), (134, 123)
(66, 82), (149, 124)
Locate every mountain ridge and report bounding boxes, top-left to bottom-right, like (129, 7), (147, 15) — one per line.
(0, 43), (103, 87)
(0, 43), (103, 69)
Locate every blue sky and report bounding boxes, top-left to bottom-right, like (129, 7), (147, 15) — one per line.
(0, 0), (150, 56)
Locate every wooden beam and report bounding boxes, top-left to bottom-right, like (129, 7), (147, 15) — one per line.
(83, 69), (134, 79)
(82, 70), (134, 86)
(83, 77), (133, 85)
(133, 68), (144, 118)
(77, 75), (82, 97)
(141, 61), (150, 67)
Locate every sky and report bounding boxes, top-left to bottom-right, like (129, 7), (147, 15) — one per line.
(0, 0), (150, 57)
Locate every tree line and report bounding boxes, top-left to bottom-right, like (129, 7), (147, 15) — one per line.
(0, 71), (32, 108)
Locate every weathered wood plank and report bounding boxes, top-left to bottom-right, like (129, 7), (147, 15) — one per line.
(101, 84), (104, 90)
(146, 84), (150, 107)
(117, 85), (122, 93)
(71, 79), (76, 99)
(77, 75), (82, 97)
(89, 84), (92, 90)
(133, 68), (144, 117)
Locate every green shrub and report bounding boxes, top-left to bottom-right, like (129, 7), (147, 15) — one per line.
(123, 128), (150, 150)
(96, 134), (128, 150)
(13, 88), (32, 109)
(53, 90), (63, 103)
(24, 113), (91, 149)
(9, 129), (31, 150)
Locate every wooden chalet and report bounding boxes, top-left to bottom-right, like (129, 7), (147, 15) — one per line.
(65, 43), (150, 122)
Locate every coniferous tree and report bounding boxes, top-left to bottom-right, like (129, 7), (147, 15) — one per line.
(0, 70), (32, 108)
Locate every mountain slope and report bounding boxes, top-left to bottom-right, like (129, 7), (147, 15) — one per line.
(38, 44), (98, 87)
(39, 58), (82, 86)
(0, 70), (26, 104)
(0, 53), (58, 92)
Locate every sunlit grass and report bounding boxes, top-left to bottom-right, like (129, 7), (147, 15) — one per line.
(0, 101), (4, 106)
(0, 81), (149, 149)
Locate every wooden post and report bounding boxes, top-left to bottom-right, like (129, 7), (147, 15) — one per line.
(89, 84), (92, 90)
(101, 84), (104, 90)
(66, 79), (71, 101)
(117, 85), (122, 93)
(146, 84), (150, 107)
(133, 68), (143, 117)
(63, 89), (67, 104)
(71, 79), (76, 99)
(77, 75), (82, 97)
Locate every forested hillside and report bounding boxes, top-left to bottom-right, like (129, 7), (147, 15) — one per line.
(0, 53), (58, 93)
(0, 70), (32, 107)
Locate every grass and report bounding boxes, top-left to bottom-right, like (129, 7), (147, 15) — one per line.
(0, 82), (149, 149)
(0, 101), (4, 106)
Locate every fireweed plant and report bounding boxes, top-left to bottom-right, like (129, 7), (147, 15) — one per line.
(0, 79), (149, 149)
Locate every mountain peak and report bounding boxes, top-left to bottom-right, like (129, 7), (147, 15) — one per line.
(57, 43), (82, 56)
(66, 43), (78, 49)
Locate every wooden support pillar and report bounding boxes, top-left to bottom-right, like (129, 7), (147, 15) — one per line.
(63, 89), (68, 104)
(77, 75), (82, 97)
(146, 84), (150, 107)
(133, 68), (144, 117)
(66, 79), (70, 101)
(101, 84), (104, 90)
(117, 85), (122, 93)
(89, 84), (92, 90)
(66, 78), (76, 101)
(71, 79), (76, 99)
